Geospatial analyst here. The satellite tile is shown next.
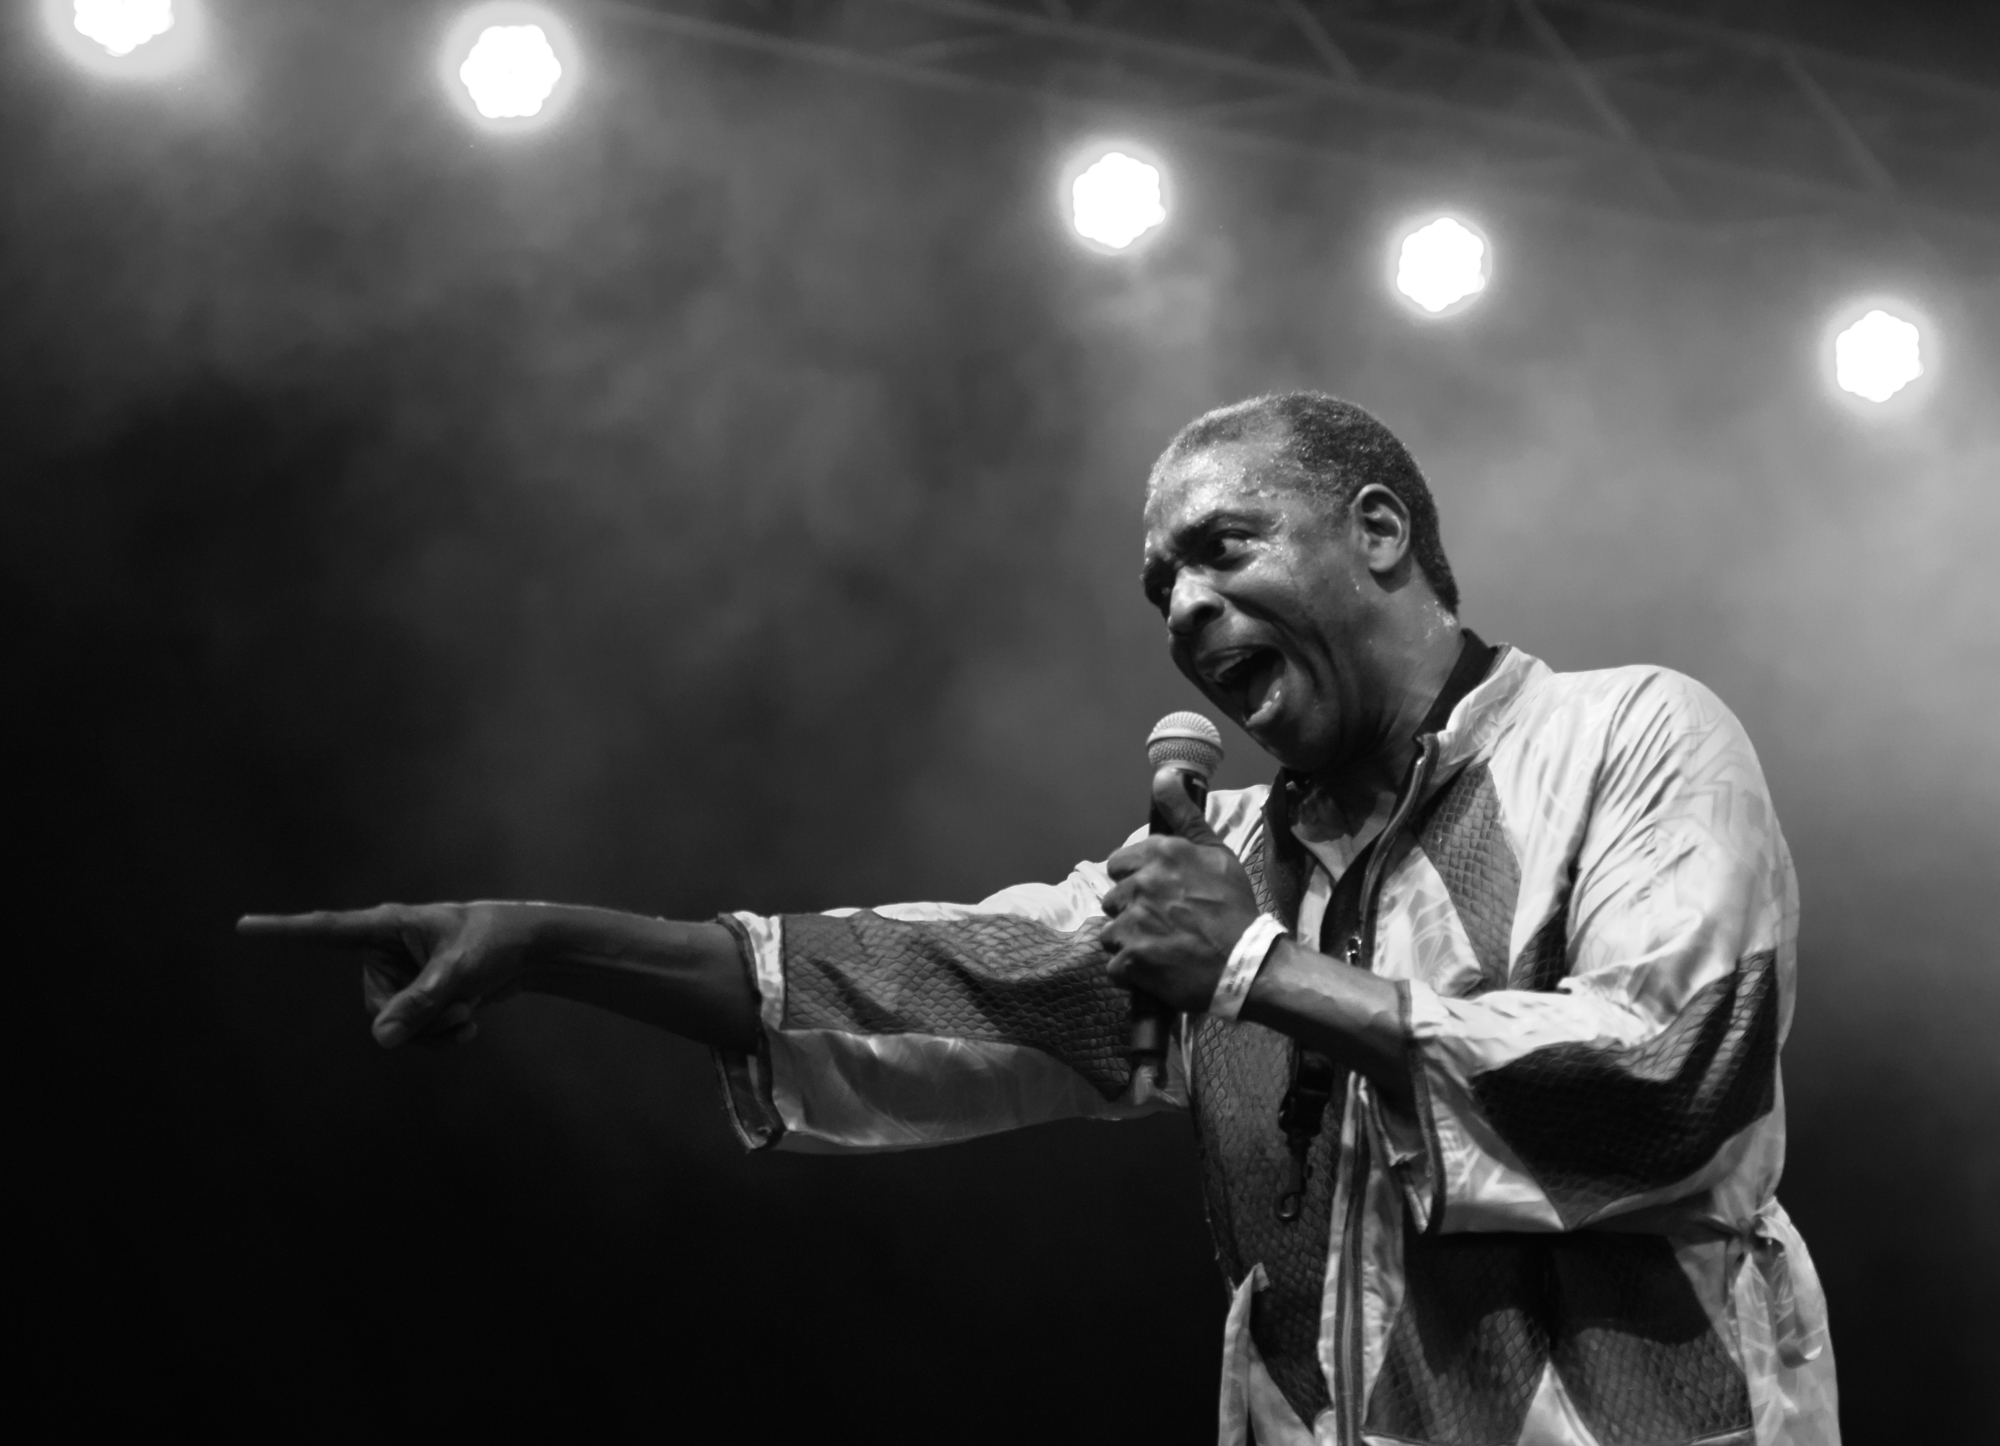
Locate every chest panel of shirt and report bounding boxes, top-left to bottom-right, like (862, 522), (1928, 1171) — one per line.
(1376, 766), (1754, 1445)
(1187, 761), (1547, 1430)
(1400, 759), (1567, 996)
(1191, 758), (1752, 1444)
(1189, 818), (1342, 1427)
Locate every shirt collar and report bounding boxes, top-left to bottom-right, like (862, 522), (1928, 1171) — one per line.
(1429, 637), (1546, 776)
(1266, 630), (1543, 871)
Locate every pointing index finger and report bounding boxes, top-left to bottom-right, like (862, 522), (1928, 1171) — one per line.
(236, 907), (403, 945)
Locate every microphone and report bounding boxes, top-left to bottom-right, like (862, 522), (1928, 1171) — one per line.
(1129, 711), (1225, 1097)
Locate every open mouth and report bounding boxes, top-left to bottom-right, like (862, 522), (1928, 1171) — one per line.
(1209, 647), (1286, 727)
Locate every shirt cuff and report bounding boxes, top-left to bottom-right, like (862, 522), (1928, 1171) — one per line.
(711, 912), (786, 1150)
(1207, 913), (1287, 1022)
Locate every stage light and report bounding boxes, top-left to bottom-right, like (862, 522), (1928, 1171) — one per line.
(1070, 150), (1166, 252)
(460, 24), (560, 117)
(1394, 216), (1489, 316)
(73, 0), (172, 55)
(1834, 308), (1924, 403)
(42, 0), (201, 76)
(442, 4), (577, 130)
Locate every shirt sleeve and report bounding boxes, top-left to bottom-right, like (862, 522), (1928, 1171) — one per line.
(713, 833), (1188, 1153)
(1380, 671), (1795, 1232)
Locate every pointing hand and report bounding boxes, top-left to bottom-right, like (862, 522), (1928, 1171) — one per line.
(237, 903), (544, 1048)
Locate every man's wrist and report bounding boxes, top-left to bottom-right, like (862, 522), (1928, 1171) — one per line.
(516, 907), (760, 1051)
(502, 902), (595, 988)
(1238, 940), (1413, 1105)
(1207, 913), (1288, 1021)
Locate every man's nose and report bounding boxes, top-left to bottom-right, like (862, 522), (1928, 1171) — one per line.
(1166, 571), (1224, 637)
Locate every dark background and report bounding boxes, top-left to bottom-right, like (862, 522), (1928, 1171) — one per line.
(10, 1), (1997, 1437)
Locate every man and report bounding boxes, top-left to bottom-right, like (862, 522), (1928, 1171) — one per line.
(245, 393), (1838, 1446)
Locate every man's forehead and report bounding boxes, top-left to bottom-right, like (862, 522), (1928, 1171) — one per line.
(1145, 438), (1299, 535)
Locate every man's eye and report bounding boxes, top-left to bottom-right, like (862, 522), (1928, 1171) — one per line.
(1207, 533), (1250, 564)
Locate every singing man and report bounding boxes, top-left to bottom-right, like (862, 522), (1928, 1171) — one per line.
(245, 392), (1839, 1446)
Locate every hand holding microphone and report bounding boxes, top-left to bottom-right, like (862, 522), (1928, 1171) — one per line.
(1102, 712), (1258, 1097)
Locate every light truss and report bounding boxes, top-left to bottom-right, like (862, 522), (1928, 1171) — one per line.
(589, 0), (2000, 270)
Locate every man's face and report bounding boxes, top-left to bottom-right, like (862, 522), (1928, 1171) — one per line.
(1141, 439), (1383, 775)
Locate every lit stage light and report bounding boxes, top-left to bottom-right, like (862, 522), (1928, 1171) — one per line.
(73, 0), (172, 55)
(1069, 150), (1167, 252)
(1833, 308), (1924, 403)
(1393, 216), (1489, 316)
(43, 0), (202, 76)
(461, 25), (560, 117)
(442, 4), (577, 130)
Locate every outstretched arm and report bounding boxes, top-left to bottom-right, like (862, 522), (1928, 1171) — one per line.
(238, 904), (759, 1052)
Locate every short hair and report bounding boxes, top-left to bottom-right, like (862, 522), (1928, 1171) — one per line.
(1156, 392), (1460, 614)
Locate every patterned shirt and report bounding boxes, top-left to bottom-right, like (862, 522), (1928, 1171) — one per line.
(716, 643), (1839, 1446)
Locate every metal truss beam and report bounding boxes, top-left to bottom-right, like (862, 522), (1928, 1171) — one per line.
(1776, 48), (1899, 201)
(1549, 0), (2000, 113)
(587, 0), (2000, 269)
(1274, 0), (1360, 85)
(1513, 0), (1681, 210)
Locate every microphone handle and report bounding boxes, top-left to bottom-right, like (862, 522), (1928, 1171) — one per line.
(1128, 768), (1209, 1093)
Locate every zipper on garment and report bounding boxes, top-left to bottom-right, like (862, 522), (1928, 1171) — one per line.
(1332, 733), (1439, 1446)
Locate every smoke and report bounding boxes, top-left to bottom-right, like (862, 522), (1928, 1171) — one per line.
(7, 0), (1996, 1435)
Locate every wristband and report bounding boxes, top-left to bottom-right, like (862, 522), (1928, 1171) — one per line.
(1207, 913), (1288, 1021)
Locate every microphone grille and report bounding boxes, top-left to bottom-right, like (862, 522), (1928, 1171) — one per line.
(1147, 711), (1224, 780)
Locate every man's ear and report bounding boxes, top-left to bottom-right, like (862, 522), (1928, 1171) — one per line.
(1350, 483), (1414, 577)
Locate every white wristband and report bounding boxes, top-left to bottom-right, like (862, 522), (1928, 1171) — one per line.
(1207, 914), (1288, 1021)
